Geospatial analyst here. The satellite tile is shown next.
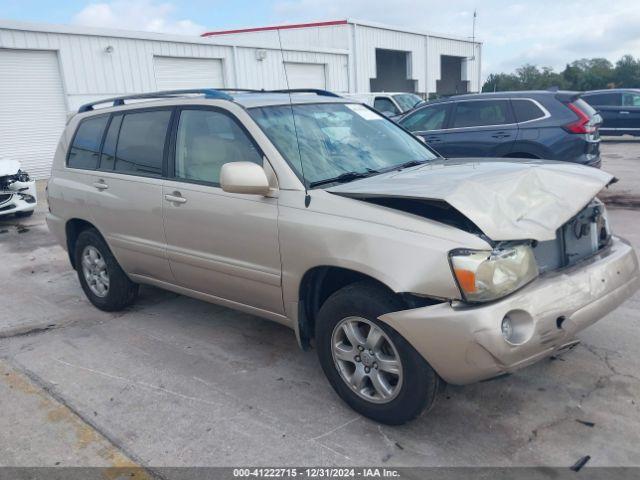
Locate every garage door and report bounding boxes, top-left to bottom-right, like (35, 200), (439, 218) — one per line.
(284, 63), (326, 89)
(154, 57), (225, 91)
(0, 50), (68, 179)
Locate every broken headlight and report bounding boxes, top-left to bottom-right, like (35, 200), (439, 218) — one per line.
(16, 170), (31, 183)
(449, 244), (539, 303)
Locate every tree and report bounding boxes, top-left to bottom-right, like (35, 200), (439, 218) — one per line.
(482, 54), (639, 92)
(482, 72), (520, 92)
(615, 55), (640, 88)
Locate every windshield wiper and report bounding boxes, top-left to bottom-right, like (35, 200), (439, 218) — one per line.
(309, 169), (379, 188)
(393, 159), (427, 171)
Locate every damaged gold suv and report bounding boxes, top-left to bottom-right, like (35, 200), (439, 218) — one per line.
(47, 89), (640, 424)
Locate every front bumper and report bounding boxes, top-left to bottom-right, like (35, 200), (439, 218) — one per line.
(379, 236), (639, 385)
(0, 181), (37, 217)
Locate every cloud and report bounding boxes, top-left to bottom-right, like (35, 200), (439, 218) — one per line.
(72, 0), (205, 35)
(271, 0), (640, 76)
(69, 0), (640, 79)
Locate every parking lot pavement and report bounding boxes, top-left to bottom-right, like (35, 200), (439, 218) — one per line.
(1, 146), (639, 469)
(600, 137), (640, 207)
(0, 360), (148, 474)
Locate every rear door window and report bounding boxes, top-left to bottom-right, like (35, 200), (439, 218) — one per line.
(451, 100), (512, 128)
(114, 110), (172, 177)
(68, 115), (109, 170)
(400, 104), (449, 132)
(99, 115), (123, 171)
(511, 99), (546, 123)
(583, 93), (621, 106)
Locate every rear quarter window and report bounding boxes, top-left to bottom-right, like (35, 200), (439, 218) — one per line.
(68, 115), (109, 170)
(512, 99), (546, 123)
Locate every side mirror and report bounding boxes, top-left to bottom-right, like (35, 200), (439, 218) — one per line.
(220, 162), (272, 196)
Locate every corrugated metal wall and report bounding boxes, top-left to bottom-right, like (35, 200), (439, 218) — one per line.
(208, 25), (350, 52)
(0, 22), (479, 107)
(212, 22), (481, 96)
(0, 25), (350, 111)
(0, 27), (236, 111)
(233, 48), (348, 91)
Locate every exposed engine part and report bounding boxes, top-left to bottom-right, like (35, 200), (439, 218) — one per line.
(0, 169), (31, 190)
(533, 199), (611, 273)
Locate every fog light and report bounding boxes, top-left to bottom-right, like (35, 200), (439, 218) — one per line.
(19, 194), (36, 204)
(499, 310), (534, 345)
(501, 315), (513, 341)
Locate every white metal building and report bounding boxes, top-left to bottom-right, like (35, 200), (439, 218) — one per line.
(202, 20), (482, 97)
(0, 19), (481, 178)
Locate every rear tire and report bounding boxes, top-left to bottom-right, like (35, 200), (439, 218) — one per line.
(74, 228), (138, 312)
(316, 281), (440, 425)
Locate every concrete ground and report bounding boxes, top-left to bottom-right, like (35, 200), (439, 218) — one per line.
(1, 140), (639, 470)
(598, 136), (640, 207)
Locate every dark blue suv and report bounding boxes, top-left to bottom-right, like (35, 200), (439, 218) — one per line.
(397, 91), (602, 167)
(582, 89), (640, 137)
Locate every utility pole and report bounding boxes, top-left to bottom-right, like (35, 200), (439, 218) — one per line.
(472, 9), (480, 92)
(472, 9), (477, 46)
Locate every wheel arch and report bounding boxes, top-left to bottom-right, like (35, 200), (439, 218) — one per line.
(506, 138), (550, 159)
(65, 218), (100, 269)
(296, 266), (435, 350)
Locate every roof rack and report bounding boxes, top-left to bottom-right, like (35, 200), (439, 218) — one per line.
(217, 88), (265, 93)
(268, 88), (341, 98)
(77, 88), (233, 113)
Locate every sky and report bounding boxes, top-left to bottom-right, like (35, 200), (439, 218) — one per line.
(1, 0), (639, 79)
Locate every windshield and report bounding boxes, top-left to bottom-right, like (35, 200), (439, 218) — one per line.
(249, 103), (438, 187)
(393, 93), (423, 112)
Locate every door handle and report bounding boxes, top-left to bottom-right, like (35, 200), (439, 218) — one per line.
(620, 111), (630, 115)
(491, 132), (511, 138)
(424, 136), (442, 142)
(93, 181), (108, 190)
(164, 192), (187, 204)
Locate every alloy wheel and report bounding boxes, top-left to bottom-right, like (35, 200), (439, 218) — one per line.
(331, 316), (403, 404)
(81, 245), (110, 298)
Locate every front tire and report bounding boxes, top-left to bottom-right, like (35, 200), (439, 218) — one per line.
(74, 228), (138, 312)
(316, 281), (440, 425)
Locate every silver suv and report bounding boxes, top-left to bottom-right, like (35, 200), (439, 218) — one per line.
(47, 88), (639, 424)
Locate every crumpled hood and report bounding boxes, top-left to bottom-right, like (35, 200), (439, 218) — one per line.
(328, 158), (614, 242)
(0, 158), (21, 177)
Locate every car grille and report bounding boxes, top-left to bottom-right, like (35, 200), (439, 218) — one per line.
(533, 199), (610, 273)
(0, 193), (12, 205)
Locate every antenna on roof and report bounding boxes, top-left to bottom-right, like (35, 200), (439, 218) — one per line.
(276, 28), (310, 207)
